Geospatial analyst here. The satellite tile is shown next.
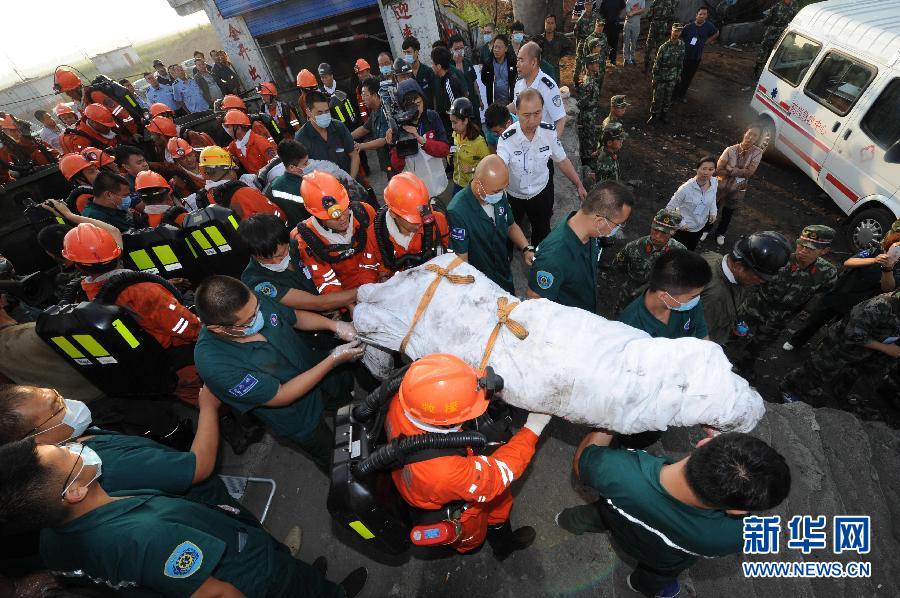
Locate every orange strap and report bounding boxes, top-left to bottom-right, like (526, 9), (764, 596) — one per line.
(478, 297), (528, 370)
(398, 257), (474, 355)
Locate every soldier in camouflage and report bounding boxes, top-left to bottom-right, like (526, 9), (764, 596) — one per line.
(781, 290), (900, 405)
(577, 51), (604, 176)
(754, 0), (799, 77)
(594, 122), (626, 184)
(614, 208), (686, 308)
(601, 95), (630, 129)
(643, 0), (679, 72)
(648, 23), (685, 125)
(734, 225), (839, 376)
(572, 4), (599, 85)
(579, 19), (610, 90)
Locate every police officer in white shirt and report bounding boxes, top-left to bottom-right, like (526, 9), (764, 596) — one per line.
(497, 89), (587, 246)
(509, 42), (567, 137)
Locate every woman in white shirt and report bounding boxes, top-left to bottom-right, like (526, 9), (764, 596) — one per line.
(665, 156), (718, 250)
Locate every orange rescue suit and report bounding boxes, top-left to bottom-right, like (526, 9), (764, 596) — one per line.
(375, 211), (450, 278)
(227, 131), (277, 174)
(385, 398), (538, 553)
(85, 89), (138, 135)
(59, 121), (127, 154)
(146, 210), (187, 227)
(291, 202), (380, 294)
(205, 184), (286, 222)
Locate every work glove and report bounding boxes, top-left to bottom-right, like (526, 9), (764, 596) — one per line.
(334, 321), (357, 342)
(331, 340), (365, 365)
(524, 412), (553, 436)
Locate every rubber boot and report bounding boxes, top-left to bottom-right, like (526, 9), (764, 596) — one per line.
(338, 567), (368, 598)
(486, 520), (536, 561)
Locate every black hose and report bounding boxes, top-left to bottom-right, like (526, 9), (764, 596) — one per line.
(351, 364), (410, 423)
(352, 431), (486, 479)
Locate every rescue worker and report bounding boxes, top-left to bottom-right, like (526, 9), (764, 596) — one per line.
(576, 51), (604, 177)
(219, 94), (274, 142)
(447, 154), (533, 294)
(59, 153), (100, 214)
(352, 59), (372, 122)
(198, 146), (285, 221)
(648, 23), (686, 125)
(80, 170), (139, 231)
(52, 67), (138, 134)
(317, 64), (360, 131)
(295, 69), (319, 123)
(167, 138), (206, 207)
(601, 95), (630, 129)
(0, 114), (58, 168)
(54, 103), (79, 128)
(644, 0), (679, 73)
(594, 122), (626, 183)
(59, 103), (129, 154)
(147, 115), (179, 162)
(238, 213), (358, 312)
(222, 110), (277, 175)
(526, 181), (634, 312)
(755, 0), (798, 77)
(385, 354), (552, 558)
(735, 225), (838, 377)
(613, 208), (686, 309)
(82, 146), (119, 173)
(577, 19), (608, 94)
(700, 231), (792, 346)
(134, 170), (189, 227)
(258, 81), (300, 141)
(149, 101), (176, 120)
(292, 170), (379, 294)
(0, 440), (367, 597)
(267, 139), (312, 226)
(59, 222), (202, 404)
(572, 1), (597, 85)
(374, 171), (450, 277)
(193, 274), (363, 473)
(295, 90), (360, 180)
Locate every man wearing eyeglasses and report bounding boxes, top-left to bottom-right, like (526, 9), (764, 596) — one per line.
(193, 275), (364, 474)
(526, 181), (633, 313)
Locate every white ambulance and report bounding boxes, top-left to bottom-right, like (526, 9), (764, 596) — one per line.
(751, 0), (900, 251)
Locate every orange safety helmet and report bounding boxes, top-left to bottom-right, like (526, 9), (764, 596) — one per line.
(81, 146), (115, 168)
(59, 154), (93, 181)
(134, 170), (172, 191)
(62, 223), (122, 264)
(301, 170), (350, 220)
(296, 69), (317, 89)
(83, 104), (116, 128)
(53, 68), (82, 93)
(398, 354), (499, 426)
(167, 137), (193, 158)
(220, 94), (246, 111)
(258, 81), (277, 96)
(0, 115), (17, 130)
(222, 110), (251, 127)
(354, 58), (371, 73)
(384, 172), (433, 224)
(147, 115), (177, 137)
(54, 103), (76, 117)
(149, 102), (175, 118)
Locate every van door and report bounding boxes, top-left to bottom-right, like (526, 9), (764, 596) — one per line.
(822, 76), (900, 207)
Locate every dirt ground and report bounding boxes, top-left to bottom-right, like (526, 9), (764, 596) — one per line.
(555, 42), (900, 428)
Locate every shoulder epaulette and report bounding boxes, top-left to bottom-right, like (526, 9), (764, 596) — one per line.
(501, 126), (518, 140)
(540, 76), (556, 90)
(539, 122), (556, 131)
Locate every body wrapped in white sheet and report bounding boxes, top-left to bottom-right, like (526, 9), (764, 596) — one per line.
(353, 254), (765, 434)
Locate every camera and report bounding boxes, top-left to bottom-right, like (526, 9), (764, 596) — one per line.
(378, 80), (420, 158)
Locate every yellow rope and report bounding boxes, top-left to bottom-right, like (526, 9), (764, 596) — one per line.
(478, 297), (528, 371)
(398, 257), (474, 355)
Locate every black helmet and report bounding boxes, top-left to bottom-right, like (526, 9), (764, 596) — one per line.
(393, 57), (412, 75)
(731, 231), (792, 281)
(317, 62), (333, 76)
(448, 97), (473, 120)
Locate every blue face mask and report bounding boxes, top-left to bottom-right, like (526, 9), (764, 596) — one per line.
(483, 33), (493, 43)
(117, 194), (133, 211)
(483, 191), (504, 205)
(403, 54), (415, 65)
(665, 293), (701, 312)
(238, 308), (265, 336)
(314, 113), (332, 128)
(512, 32), (525, 43)
(380, 65), (393, 76)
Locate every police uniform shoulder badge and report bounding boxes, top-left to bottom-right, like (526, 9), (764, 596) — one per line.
(541, 76), (556, 89)
(552, 94), (562, 107)
(255, 282), (278, 298)
(539, 122), (556, 131)
(164, 541), (203, 578)
(451, 227), (466, 241)
(501, 126), (517, 140)
(536, 270), (554, 289)
(269, 313), (279, 327)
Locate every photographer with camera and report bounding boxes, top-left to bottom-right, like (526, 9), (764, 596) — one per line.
(385, 79), (450, 201)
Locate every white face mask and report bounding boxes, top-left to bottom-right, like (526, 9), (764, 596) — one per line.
(61, 442), (103, 497)
(260, 253), (291, 272)
(26, 399), (92, 441)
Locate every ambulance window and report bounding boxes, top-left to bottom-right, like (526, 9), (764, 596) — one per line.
(860, 79), (900, 150)
(804, 52), (875, 116)
(768, 32), (821, 87)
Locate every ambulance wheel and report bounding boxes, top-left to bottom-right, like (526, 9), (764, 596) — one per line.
(755, 117), (776, 155)
(846, 205), (894, 253)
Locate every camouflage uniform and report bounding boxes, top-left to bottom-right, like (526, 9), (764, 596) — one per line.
(650, 26), (685, 117)
(573, 12), (600, 83)
(644, 0), (679, 71)
(782, 291), (900, 403)
(594, 122), (626, 182)
(582, 30), (610, 92)
(614, 209), (685, 307)
(577, 52), (604, 174)
(755, 0), (799, 76)
(601, 95), (630, 129)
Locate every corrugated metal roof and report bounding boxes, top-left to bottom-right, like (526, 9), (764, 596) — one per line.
(214, 0), (285, 19)
(793, 0), (900, 65)
(241, 0), (377, 37)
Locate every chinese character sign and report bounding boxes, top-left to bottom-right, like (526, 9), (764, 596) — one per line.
(204, 7), (272, 91)
(743, 514), (872, 556)
(378, 0), (441, 66)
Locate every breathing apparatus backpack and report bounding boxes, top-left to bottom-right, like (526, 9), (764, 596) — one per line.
(295, 202), (371, 264)
(182, 203), (249, 277)
(35, 271), (183, 398)
(121, 223), (204, 284)
(88, 75), (146, 132)
(373, 205), (443, 272)
(327, 365), (512, 558)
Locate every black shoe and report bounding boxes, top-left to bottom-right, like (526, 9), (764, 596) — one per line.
(312, 556), (328, 577)
(338, 567), (368, 598)
(220, 411), (266, 455)
(486, 521), (536, 561)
